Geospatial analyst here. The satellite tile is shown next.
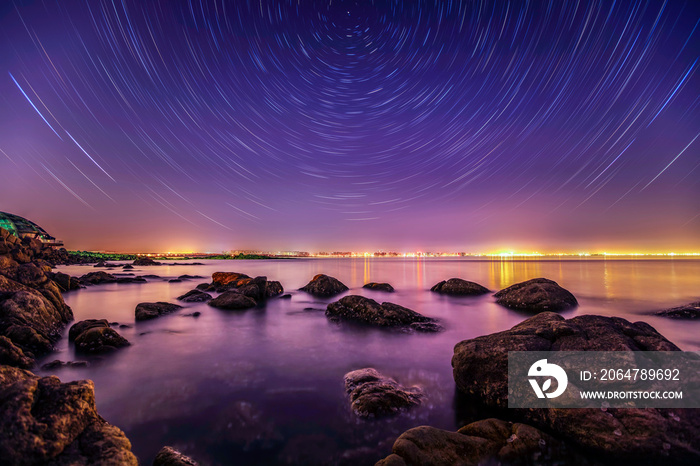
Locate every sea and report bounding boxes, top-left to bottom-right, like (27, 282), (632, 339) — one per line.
(37, 257), (700, 465)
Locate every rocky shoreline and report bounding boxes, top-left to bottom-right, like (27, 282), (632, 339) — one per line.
(2, 226), (699, 465)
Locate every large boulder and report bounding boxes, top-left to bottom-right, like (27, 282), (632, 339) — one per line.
(153, 446), (199, 466)
(50, 272), (81, 292)
(135, 302), (183, 321)
(376, 418), (570, 466)
(430, 278), (489, 296)
(208, 291), (257, 310)
(266, 280), (284, 297)
(0, 365), (137, 465)
(211, 272), (250, 288)
(451, 312), (699, 463)
(78, 271), (117, 285)
(363, 282), (395, 292)
(300, 274), (348, 297)
(655, 301), (700, 319)
(344, 368), (422, 417)
(237, 276), (269, 302)
(177, 290), (212, 302)
(494, 278), (577, 312)
(69, 319), (129, 354)
(326, 295), (442, 331)
(0, 335), (34, 368)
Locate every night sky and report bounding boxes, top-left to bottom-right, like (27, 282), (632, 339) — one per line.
(1, 0), (698, 253)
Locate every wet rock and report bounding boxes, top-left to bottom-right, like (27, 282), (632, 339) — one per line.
(430, 278), (489, 296)
(122, 264), (134, 270)
(344, 368), (422, 417)
(300, 274), (348, 297)
(42, 359), (67, 370)
(195, 282), (215, 291)
(0, 335), (34, 368)
(326, 295), (441, 331)
(177, 275), (203, 280)
(266, 280), (284, 297)
(177, 290), (212, 302)
(69, 319), (110, 341)
(50, 271), (81, 292)
(0, 365), (138, 464)
(153, 446), (199, 466)
(168, 279), (182, 283)
(78, 271), (118, 285)
(182, 312), (201, 318)
(116, 276), (147, 284)
(451, 312), (698, 463)
(362, 282), (395, 292)
(655, 301), (700, 319)
(236, 276), (269, 301)
(208, 291), (257, 310)
(133, 257), (160, 266)
(211, 271), (250, 288)
(376, 418), (568, 466)
(141, 274), (161, 279)
(494, 278), (578, 312)
(69, 319), (130, 354)
(279, 294), (292, 299)
(135, 302), (183, 321)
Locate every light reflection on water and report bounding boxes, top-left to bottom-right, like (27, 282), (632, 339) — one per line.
(37, 258), (699, 465)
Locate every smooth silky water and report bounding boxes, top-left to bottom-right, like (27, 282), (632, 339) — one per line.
(36, 258), (700, 464)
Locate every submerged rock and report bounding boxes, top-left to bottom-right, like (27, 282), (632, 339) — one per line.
(376, 418), (568, 466)
(451, 312), (698, 463)
(326, 295), (441, 331)
(135, 302), (183, 321)
(0, 365), (137, 464)
(344, 368), (422, 417)
(430, 278), (489, 296)
(116, 276), (147, 284)
(78, 271), (118, 285)
(69, 319), (130, 354)
(153, 446), (199, 466)
(300, 274), (348, 297)
(208, 291), (257, 310)
(655, 301), (700, 319)
(494, 278), (577, 312)
(177, 290), (212, 302)
(363, 282), (395, 292)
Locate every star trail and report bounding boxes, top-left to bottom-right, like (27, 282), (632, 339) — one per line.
(0, 0), (698, 252)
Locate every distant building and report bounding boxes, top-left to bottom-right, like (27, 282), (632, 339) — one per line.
(0, 211), (63, 246)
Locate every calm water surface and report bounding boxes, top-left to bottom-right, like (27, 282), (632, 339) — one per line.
(37, 258), (700, 465)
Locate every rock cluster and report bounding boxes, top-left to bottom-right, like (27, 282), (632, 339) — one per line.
(206, 273), (284, 310)
(326, 295), (442, 332)
(68, 319), (130, 353)
(494, 277), (578, 312)
(132, 257), (161, 266)
(300, 274), (348, 297)
(430, 278), (489, 296)
(344, 368), (422, 417)
(655, 301), (700, 319)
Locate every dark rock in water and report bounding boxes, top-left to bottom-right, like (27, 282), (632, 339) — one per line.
(0, 365), (138, 464)
(4, 324), (53, 355)
(494, 277), (577, 312)
(122, 264), (134, 270)
(300, 274), (349, 297)
(195, 282), (214, 291)
(153, 446), (199, 466)
(141, 274), (161, 279)
(50, 271), (81, 292)
(133, 257), (160, 266)
(279, 293), (292, 299)
(103, 262), (120, 268)
(0, 335), (34, 368)
(656, 301), (700, 319)
(69, 360), (89, 368)
(93, 260), (106, 267)
(78, 271), (118, 285)
(168, 279), (182, 283)
(237, 276), (269, 302)
(430, 278), (489, 296)
(208, 291), (257, 310)
(266, 280), (284, 297)
(211, 271), (250, 288)
(135, 302), (183, 321)
(177, 274), (203, 280)
(344, 368), (422, 417)
(116, 276), (147, 284)
(182, 311), (201, 318)
(451, 312), (698, 463)
(41, 359), (67, 370)
(119, 324), (132, 329)
(326, 295), (442, 331)
(363, 282), (395, 292)
(376, 418), (569, 466)
(69, 319), (130, 353)
(177, 290), (212, 302)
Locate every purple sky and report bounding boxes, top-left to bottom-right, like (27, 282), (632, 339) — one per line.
(1, 0), (698, 253)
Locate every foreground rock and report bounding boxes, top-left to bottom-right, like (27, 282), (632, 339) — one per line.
(300, 274), (348, 297)
(208, 291), (257, 310)
(153, 446), (199, 466)
(377, 418), (571, 466)
(494, 278), (577, 312)
(363, 282), (395, 292)
(326, 295), (442, 332)
(0, 365), (137, 464)
(68, 319), (130, 353)
(430, 278), (489, 296)
(135, 302), (183, 321)
(50, 271), (81, 292)
(344, 368), (422, 417)
(655, 301), (700, 319)
(0, 335), (34, 368)
(451, 312), (699, 463)
(177, 290), (212, 302)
